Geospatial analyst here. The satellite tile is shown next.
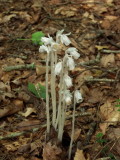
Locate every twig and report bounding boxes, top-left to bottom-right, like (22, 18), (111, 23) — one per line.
(85, 77), (118, 82)
(106, 39), (120, 49)
(8, 54), (27, 60)
(3, 63), (35, 71)
(101, 49), (120, 53)
(0, 127), (40, 140)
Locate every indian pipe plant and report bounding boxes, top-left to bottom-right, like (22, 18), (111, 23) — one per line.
(39, 29), (83, 159)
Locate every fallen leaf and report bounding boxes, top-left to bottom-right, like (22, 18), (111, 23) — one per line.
(74, 149), (86, 160)
(55, 6), (77, 17)
(43, 142), (62, 160)
(36, 65), (46, 76)
(99, 99), (120, 134)
(1, 14), (16, 23)
(17, 120), (40, 131)
(100, 53), (115, 67)
(87, 88), (103, 103)
(20, 107), (36, 117)
(0, 100), (23, 118)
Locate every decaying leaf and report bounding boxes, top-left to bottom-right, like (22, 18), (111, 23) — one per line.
(20, 107), (36, 117)
(55, 6), (77, 17)
(100, 53), (115, 67)
(0, 100), (23, 118)
(36, 65), (46, 75)
(43, 142), (62, 160)
(99, 99), (120, 134)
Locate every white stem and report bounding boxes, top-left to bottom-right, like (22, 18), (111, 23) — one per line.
(46, 52), (50, 134)
(55, 70), (63, 130)
(50, 51), (57, 127)
(57, 56), (68, 141)
(68, 94), (76, 159)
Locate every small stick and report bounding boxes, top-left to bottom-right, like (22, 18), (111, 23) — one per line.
(86, 77), (118, 82)
(3, 63), (35, 72)
(101, 49), (120, 53)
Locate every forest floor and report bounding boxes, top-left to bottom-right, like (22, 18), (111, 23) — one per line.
(0, 0), (120, 160)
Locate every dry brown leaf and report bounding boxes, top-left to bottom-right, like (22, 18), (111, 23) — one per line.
(17, 120), (40, 131)
(20, 107), (36, 117)
(48, 0), (61, 5)
(74, 149), (86, 160)
(36, 65), (46, 76)
(106, 0), (114, 5)
(99, 99), (120, 134)
(1, 14), (16, 23)
(43, 142), (62, 160)
(73, 129), (81, 141)
(18, 91), (30, 102)
(55, 6), (77, 17)
(31, 0), (42, 11)
(0, 100), (23, 118)
(75, 70), (92, 87)
(100, 53), (115, 67)
(15, 156), (25, 160)
(87, 88), (103, 103)
(105, 15), (118, 21)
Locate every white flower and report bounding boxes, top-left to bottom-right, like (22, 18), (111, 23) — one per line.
(55, 62), (62, 75)
(63, 90), (72, 105)
(65, 47), (80, 59)
(74, 90), (83, 103)
(39, 45), (51, 53)
(41, 35), (54, 45)
(56, 29), (71, 46)
(64, 74), (72, 88)
(66, 56), (75, 70)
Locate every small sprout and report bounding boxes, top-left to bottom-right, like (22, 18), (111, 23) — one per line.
(31, 31), (45, 45)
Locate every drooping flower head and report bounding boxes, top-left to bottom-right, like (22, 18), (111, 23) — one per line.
(63, 90), (72, 105)
(55, 61), (63, 75)
(74, 90), (83, 103)
(41, 35), (54, 45)
(65, 47), (80, 59)
(39, 45), (51, 53)
(56, 29), (71, 46)
(66, 56), (75, 71)
(64, 74), (73, 88)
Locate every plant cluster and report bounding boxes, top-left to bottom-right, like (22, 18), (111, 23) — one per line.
(39, 30), (83, 158)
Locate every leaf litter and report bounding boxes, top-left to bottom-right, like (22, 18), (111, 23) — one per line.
(0, 0), (120, 159)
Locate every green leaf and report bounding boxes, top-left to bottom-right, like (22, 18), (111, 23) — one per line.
(116, 99), (120, 102)
(28, 82), (40, 98)
(96, 133), (103, 138)
(115, 104), (120, 107)
(38, 83), (46, 99)
(28, 82), (46, 99)
(31, 31), (45, 45)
